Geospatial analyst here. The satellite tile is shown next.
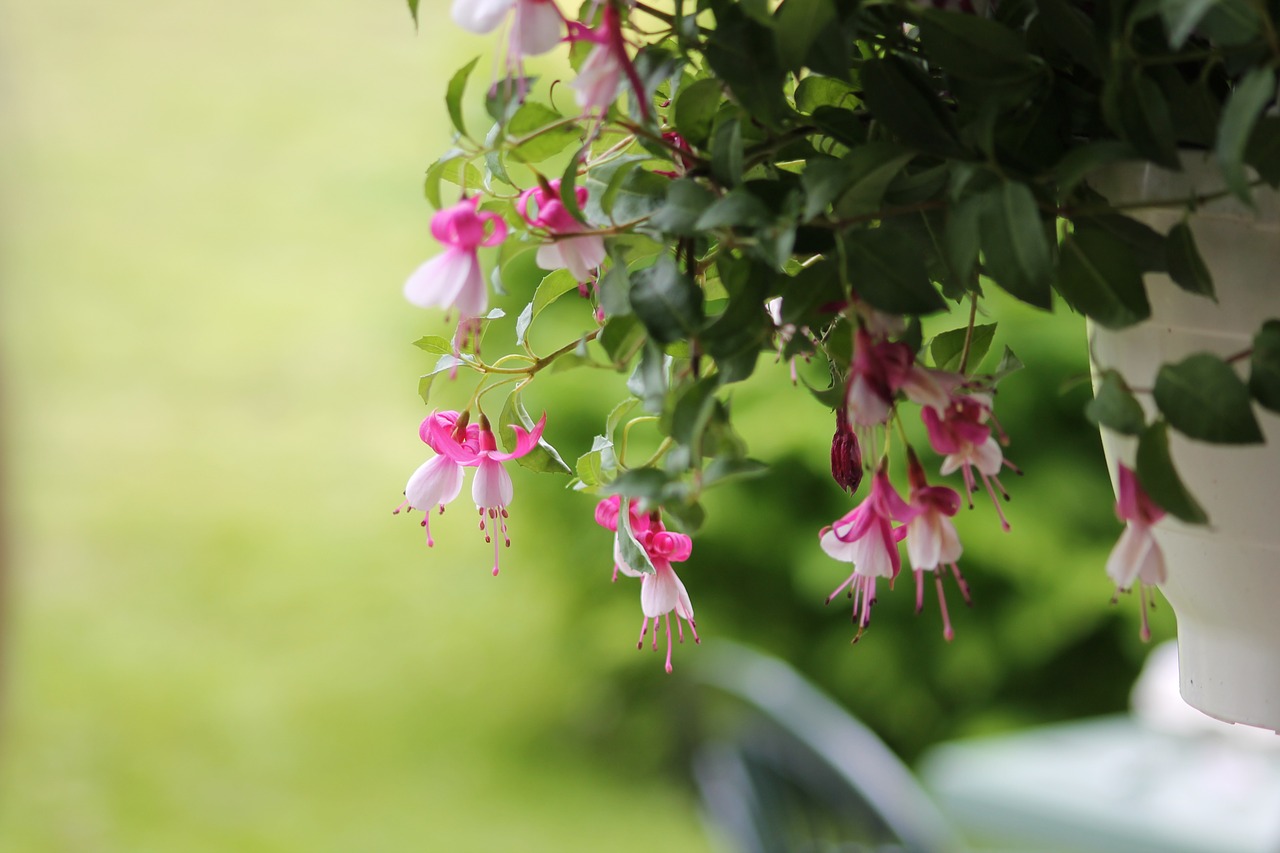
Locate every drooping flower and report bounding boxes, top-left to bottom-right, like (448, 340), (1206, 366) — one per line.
(904, 449), (971, 640)
(403, 197), (507, 321)
(845, 328), (959, 427)
(519, 180), (606, 282)
(429, 412), (547, 575)
(1105, 464), (1167, 640)
(566, 4), (647, 119)
(594, 498), (699, 671)
(393, 411), (479, 546)
(922, 393), (1017, 530)
(451, 0), (564, 61)
(820, 466), (913, 637)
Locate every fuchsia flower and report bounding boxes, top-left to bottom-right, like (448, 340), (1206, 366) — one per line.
(594, 497), (699, 672)
(820, 466), (912, 637)
(452, 0), (565, 62)
(845, 329), (958, 427)
(404, 197), (507, 322)
(428, 412), (547, 575)
(566, 4), (648, 119)
(1106, 464), (1166, 640)
(922, 393), (1016, 530)
(519, 180), (606, 282)
(905, 449), (971, 641)
(394, 411), (479, 546)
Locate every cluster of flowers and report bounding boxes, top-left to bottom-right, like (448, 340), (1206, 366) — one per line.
(393, 0), (1168, 670)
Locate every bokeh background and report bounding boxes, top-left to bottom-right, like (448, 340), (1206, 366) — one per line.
(0, 1), (1169, 849)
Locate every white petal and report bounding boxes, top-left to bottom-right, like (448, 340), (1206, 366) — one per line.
(452, 0), (514, 33)
(514, 0), (563, 55)
(535, 242), (566, 272)
(972, 437), (1004, 476)
(452, 254), (489, 318)
(405, 456), (464, 510)
(907, 515), (942, 570)
(1106, 524), (1153, 589)
(472, 457), (513, 508)
(820, 528), (858, 562)
(850, 533), (895, 579)
(403, 249), (470, 309)
(640, 563), (680, 618)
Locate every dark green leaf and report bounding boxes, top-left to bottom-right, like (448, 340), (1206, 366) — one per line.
(628, 339), (669, 413)
(1102, 72), (1180, 170)
(794, 75), (858, 114)
(1245, 116), (1280, 187)
(1216, 68), (1276, 204)
(648, 179), (717, 236)
(773, 0), (838, 70)
(673, 78), (723, 147)
(929, 324), (997, 371)
(1056, 226), (1150, 328)
(1136, 421), (1209, 523)
(859, 57), (963, 158)
(1035, 0), (1103, 75)
(1165, 222), (1215, 299)
(1154, 353), (1264, 444)
(918, 9), (1037, 83)
(703, 6), (790, 126)
(1086, 369), (1147, 435)
(710, 117), (745, 187)
(446, 57), (480, 138)
(1249, 319), (1280, 412)
(801, 157), (852, 220)
(833, 144), (916, 219)
(979, 182), (1054, 309)
(694, 188), (774, 229)
(843, 228), (947, 315)
(1159, 0), (1219, 48)
(600, 314), (646, 366)
(629, 257), (706, 344)
(1052, 142), (1138, 194)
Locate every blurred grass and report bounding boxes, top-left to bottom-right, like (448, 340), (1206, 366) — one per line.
(0, 2), (709, 850)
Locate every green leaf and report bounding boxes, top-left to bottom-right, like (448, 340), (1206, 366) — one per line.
(629, 257), (706, 345)
(1159, 0), (1219, 48)
(406, 0), (419, 25)
(991, 346), (1025, 383)
(507, 102), (581, 164)
(649, 179), (717, 235)
(979, 182), (1053, 309)
(600, 314), (646, 366)
(423, 153), (482, 210)
(859, 57), (963, 158)
(929, 324), (997, 371)
(1053, 142), (1138, 194)
(412, 335), (454, 355)
(1153, 353), (1264, 444)
(1056, 226), (1150, 328)
(575, 435), (618, 488)
(1165, 222), (1215, 299)
(1249, 319), (1280, 413)
(801, 157), (852, 221)
(498, 391), (572, 474)
(1102, 72), (1180, 170)
(1086, 369), (1147, 435)
(703, 6), (790, 126)
(1035, 0), (1103, 75)
(628, 340), (669, 414)
(1136, 421), (1209, 523)
(417, 354), (473, 405)
(773, 0), (838, 70)
(918, 10), (1037, 83)
(672, 78), (723, 148)
(694, 188), (773, 229)
(703, 457), (768, 487)
(833, 144), (916, 219)
(710, 117), (745, 187)
(515, 270), (581, 346)
(1216, 67), (1276, 204)
(794, 75), (857, 114)
(843, 228), (947, 315)
(446, 57), (480, 138)
(1245, 116), (1280, 187)
(616, 502), (657, 575)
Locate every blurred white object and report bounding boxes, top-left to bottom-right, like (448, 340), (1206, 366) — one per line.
(921, 642), (1280, 852)
(1091, 152), (1280, 733)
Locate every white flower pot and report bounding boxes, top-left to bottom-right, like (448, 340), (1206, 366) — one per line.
(1091, 153), (1280, 732)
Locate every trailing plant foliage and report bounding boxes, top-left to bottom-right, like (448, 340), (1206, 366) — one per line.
(395, 0), (1280, 662)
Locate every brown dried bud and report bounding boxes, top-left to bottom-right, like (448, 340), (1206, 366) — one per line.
(831, 407), (863, 494)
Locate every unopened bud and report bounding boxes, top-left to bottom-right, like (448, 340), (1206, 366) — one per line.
(831, 408), (863, 494)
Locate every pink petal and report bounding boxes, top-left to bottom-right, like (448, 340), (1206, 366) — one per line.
(513, 0), (564, 56)
(490, 412), (547, 461)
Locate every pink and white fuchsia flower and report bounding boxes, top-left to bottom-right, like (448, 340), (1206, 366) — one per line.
(566, 5), (647, 119)
(820, 466), (912, 637)
(519, 180), (606, 282)
(594, 497), (699, 672)
(845, 329), (958, 428)
(922, 393), (1017, 531)
(905, 450), (972, 641)
(1106, 464), (1167, 640)
(394, 411), (479, 546)
(427, 411), (547, 576)
(404, 197), (507, 320)
(451, 0), (565, 61)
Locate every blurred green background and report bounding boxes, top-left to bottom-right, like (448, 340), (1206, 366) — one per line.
(0, 1), (1170, 850)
